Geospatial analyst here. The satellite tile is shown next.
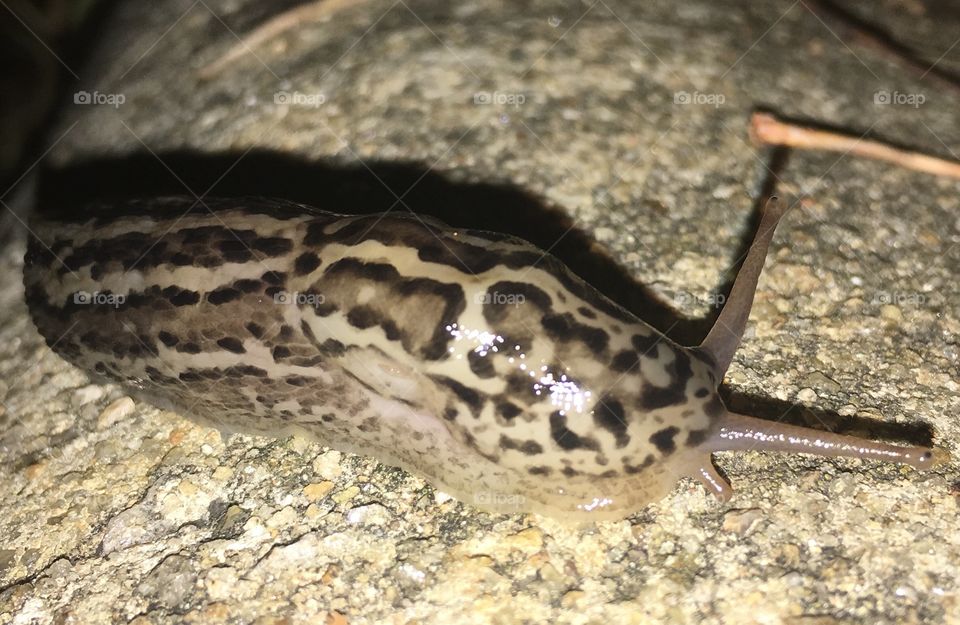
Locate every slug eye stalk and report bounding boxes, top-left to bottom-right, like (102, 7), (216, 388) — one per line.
(691, 197), (934, 499)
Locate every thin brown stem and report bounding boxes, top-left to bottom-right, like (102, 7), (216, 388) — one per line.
(750, 112), (960, 181)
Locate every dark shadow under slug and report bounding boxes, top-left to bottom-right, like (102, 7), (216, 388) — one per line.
(22, 194), (935, 520)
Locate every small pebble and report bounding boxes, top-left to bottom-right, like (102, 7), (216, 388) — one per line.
(71, 384), (104, 407)
(332, 485), (360, 505)
(346, 503), (390, 525)
(303, 481), (335, 502)
(880, 304), (903, 322)
(97, 397), (135, 429)
(721, 508), (764, 536)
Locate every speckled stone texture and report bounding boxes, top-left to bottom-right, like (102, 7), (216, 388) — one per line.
(2, 0), (959, 623)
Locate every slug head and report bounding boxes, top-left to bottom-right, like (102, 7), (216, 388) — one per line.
(680, 196), (934, 502)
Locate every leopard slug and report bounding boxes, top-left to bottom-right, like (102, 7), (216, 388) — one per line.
(22, 196), (934, 520)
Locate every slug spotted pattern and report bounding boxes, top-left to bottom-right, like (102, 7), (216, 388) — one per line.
(23, 196), (933, 520)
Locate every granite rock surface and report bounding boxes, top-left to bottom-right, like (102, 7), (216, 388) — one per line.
(1, 0), (959, 623)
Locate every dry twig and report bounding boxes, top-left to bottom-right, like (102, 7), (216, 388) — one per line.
(750, 111), (960, 181)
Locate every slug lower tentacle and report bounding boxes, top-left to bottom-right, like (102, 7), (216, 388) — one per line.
(22, 196), (934, 520)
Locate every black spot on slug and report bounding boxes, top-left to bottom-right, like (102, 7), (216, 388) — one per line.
(467, 350), (496, 378)
(649, 426), (680, 455)
(381, 319), (402, 341)
(318, 338), (346, 357)
(610, 349), (640, 373)
(631, 332), (661, 358)
(217, 337), (245, 353)
(179, 370), (203, 382)
(346, 306), (379, 329)
(326, 257), (398, 282)
(294, 252), (321, 275)
(549, 411), (600, 451)
(226, 364), (268, 377)
(499, 435), (543, 455)
(164, 287), (200, 306)
(703, 395), (724, 419)
(541, 312), (609, 355)
(497, 401), (522, 420)
(577, 306), (597, 319)
(262, 271), (285, 285)
(430, 375), (485, 416)
(640, 349), (693, 410)
(593, 397), (630, 448)
(218, 239), (253, 263)
(235, 279), (262, 293)
(481, 281), (552, 324)
(207, 287), (242, 305)
(685, 429), (710, 447)
(624, 454), (656, 474)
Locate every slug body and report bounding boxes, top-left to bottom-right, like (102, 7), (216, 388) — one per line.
(23, 197), (933, 520)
